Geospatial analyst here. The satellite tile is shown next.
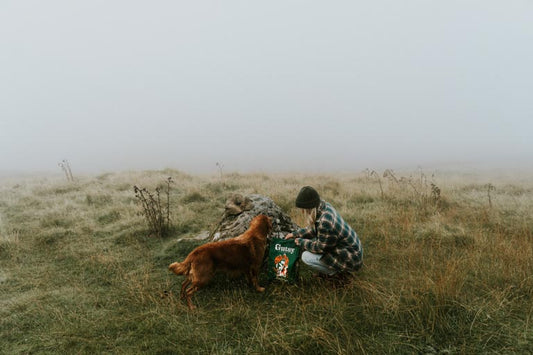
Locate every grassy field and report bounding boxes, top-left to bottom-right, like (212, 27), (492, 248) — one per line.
(1, 168), (532, 354)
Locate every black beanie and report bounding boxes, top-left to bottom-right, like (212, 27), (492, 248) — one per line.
(295, 186), (320, 209)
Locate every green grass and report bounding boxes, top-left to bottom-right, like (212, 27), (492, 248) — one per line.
(1, 169), (532, 354)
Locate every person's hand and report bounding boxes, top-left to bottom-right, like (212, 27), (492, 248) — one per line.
(284, 233), (294, 239)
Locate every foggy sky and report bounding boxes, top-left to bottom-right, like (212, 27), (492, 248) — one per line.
(1, 1), (532, 175)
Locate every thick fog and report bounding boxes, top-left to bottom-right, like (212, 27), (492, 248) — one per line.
(1, 1), (532, 175)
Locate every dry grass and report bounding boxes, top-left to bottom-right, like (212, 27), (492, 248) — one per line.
(1, 168), (532, 354)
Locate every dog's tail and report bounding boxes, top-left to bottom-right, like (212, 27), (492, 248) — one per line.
(169, 260), (191, 275)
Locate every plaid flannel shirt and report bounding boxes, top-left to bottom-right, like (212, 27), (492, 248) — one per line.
(293, 200), (363, 272)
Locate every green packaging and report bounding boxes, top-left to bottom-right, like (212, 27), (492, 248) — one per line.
(267, 238), (301, 283)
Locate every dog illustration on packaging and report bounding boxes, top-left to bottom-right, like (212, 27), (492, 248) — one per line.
(274, 254), (289, 278)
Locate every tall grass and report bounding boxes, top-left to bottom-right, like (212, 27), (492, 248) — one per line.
(1, 169), (532, 354)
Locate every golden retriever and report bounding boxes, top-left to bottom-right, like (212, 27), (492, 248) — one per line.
(169, 214), (272, 309)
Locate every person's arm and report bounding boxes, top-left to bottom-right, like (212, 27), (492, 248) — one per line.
(285, 227), (315, 240)
(294, 216), (337, 251)
(295, 230), (337, 253)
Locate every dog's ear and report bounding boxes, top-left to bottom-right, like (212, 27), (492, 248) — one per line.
(266, 216), (273, 231)
(262, 215), (272, 225)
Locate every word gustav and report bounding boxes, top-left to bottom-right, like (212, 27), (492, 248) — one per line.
(274, 244), (296, 253)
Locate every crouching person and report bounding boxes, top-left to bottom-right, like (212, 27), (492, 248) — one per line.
(285, 186), (363, 279)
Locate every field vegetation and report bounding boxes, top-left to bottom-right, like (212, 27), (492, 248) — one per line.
(1, 168), (532, 354)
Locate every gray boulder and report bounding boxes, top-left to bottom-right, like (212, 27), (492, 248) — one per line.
(209, 194), (298, 241)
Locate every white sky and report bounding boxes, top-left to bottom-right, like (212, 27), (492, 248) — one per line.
(1, 1), (532, 174)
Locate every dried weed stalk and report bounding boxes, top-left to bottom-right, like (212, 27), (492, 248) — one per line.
(216, 161), (225, 188)
(375, 168), (442, 210)
(134, 177), (173, 237)
(58, 159), (74, 182)
(486, 183), (496, 208)
(371, 170), (384, 198)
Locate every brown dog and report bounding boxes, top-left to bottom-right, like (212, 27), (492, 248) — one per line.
(169, 214), (272, 309)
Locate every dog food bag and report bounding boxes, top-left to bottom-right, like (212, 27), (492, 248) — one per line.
(267, 237), (300, 283)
